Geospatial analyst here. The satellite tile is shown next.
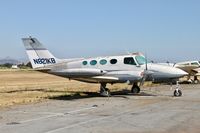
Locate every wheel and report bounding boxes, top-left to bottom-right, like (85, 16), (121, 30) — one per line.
(174, 90), (182, 97)
(105, 88), (110, 95)
(100, 88), (111, 97)
(194, 76), (198, 84)
(194, 80), (199, 84)
(131, 86), (140, 94)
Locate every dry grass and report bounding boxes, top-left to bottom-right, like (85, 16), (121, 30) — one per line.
(0, 69), (134, 108)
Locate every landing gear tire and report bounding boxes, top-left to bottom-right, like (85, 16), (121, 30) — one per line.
(194, 80), (199, 84)
(194, 76), (199, 84)
(173, 81), (183, 97)
(174, 89), (182, 97)
(131, 85), (140, 94)
(100, 88), (110, 97)
(100, 84), (111, 97)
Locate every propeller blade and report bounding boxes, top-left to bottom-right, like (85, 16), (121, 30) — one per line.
(139, 53), (154, 86)
(139, 53), (147, 86)
(145, 53), (148, 70)
(139, 74), (146, 86)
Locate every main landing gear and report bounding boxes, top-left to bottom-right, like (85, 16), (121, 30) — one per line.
(100, 83), (141, 96)
(193, 76), (199, 84)
(100, 83), (111, 97)
(173, 81), (182, 97)
(131, 83), (140, 94)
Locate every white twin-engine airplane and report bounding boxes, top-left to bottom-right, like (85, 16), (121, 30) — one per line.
(22, 37), (188, 97)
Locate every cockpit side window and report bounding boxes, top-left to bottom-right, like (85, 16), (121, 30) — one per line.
(124, 57), (136, 65)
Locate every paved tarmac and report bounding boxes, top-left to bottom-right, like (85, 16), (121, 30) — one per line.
(0, 84), (200, 133)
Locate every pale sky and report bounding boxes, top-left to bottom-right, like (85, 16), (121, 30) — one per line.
(0, 0), (200, 62)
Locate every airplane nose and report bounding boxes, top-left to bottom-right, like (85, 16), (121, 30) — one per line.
(147, 64), (188, 79)
(173, 68), (188, 77)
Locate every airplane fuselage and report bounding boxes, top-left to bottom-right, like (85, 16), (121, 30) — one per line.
(47, 54), (187, 84)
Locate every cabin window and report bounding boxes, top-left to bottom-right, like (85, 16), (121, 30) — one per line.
(124, 57), (136, 65)
(182, 63), (190, 66)
(110, 59), (117, 64)
(191, 62), (199, 66)
(90, 60), (97, 65)
(82, 61), (87, 65)
(100, 59), (107, 65)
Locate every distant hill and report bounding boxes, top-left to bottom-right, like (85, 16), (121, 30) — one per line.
(0, 57), (21, 65)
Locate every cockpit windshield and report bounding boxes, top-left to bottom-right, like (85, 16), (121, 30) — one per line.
(135, 55), (147, 65)
(191, 62), (199, 66)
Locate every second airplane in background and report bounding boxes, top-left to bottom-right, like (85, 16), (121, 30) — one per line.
(161, 61), (200, 83)
(22, 37), (188, 97)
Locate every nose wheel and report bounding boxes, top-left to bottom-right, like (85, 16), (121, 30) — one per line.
(131, 83), (140, 94)
(174, 89), (182, 97)
(173, 81), (182, 97)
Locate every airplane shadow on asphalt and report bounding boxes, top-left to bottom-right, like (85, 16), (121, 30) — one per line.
(48, 90), (157, 101)
(1, 89), (158, 101)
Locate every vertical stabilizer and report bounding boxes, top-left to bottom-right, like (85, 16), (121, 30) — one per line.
(22, 37), (60, 69)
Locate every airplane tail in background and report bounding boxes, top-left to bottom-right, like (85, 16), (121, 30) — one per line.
(22, 37), (60, 69)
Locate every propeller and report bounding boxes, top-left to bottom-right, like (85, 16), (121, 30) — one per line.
(139, 54), (148, 86)
(139, 54), (152, 86)
(145, 53), (148, 71)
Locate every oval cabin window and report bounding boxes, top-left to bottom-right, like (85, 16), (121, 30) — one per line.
(82, 61), (87, 65)
(90, 60), (97, 65)
(110, 59), (117, 64)
(100, 59), (107, 65)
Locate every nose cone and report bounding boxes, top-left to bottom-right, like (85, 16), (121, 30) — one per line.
(148, 64), (188, 79)
(160, 65), (188, 78)
(173, 68), (188, 77)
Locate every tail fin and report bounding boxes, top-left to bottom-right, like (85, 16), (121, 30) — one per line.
(22, 37), (60, 69)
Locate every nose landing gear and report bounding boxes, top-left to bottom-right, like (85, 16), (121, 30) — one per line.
(173, 81), (182, 97)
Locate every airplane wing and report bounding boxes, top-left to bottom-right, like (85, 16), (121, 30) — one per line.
(69, 70), (143, 83)
(92, 76), (119, 82)
(73, 76), (119, 83)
